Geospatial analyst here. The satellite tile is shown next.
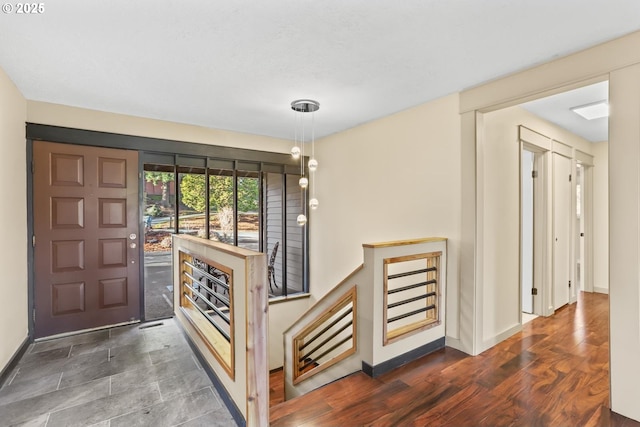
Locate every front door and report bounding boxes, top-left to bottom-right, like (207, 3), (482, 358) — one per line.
(33, 141), (140, 338)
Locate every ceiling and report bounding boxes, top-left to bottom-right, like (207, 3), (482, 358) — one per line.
(0, 1), (638, 141)
(521, 81), (609, 143)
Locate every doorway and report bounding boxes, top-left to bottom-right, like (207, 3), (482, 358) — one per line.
(33, 141), (141, 338)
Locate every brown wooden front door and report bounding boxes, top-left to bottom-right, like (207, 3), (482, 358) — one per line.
(33, 141), (140, 338)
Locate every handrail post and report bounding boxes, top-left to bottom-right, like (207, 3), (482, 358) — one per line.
(172, 234), (269, 427)
(246, 252), (269, 426)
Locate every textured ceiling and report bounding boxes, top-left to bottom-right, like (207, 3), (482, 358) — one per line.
(0, 1), (638, 140)
(521, 81), (609, 143)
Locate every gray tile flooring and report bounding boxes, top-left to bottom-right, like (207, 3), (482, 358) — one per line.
(0, 319), (236, 427)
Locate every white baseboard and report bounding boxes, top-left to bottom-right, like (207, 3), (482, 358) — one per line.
(594, 286), (609, 294)
(481, 323), (522, 353)
(445, 337), (472, 355)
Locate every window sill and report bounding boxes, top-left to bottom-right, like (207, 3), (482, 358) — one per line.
(268, 293), (311, 305)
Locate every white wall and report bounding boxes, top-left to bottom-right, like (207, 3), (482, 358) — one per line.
(0, 67), (28, 373)
(481, 105), (594, 352)
(592, 141), (609, 293)
(480, 108), (521, 348)
(311, 94), (462, 344)
(609, 63), (640, 422)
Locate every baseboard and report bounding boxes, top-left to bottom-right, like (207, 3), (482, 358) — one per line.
(481, 323), (522, 353)
(177, 323), (245, 427)
(445, 337), (471, 355)
(362, 337), (445, 378)
(0, 336), (30, 388)
(594, 286), (609, 294)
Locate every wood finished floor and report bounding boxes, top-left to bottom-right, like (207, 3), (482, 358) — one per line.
(269, 292), (640, 427)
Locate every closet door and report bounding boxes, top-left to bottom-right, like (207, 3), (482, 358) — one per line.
(553, 153), (571, 309)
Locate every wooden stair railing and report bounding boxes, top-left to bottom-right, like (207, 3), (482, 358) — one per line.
(383, 251), (442, 345)
(283, 264), (364, 399)
(173, 235), (268, 427)
(284, 237), (447, 401)
(179, 250), (234, 376)
(292, 286), (357, 384)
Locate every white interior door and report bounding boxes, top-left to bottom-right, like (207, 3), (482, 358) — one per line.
(553, 153), (571, 309)
(521, 150), (534, 314)
(575, 164), (584, 292)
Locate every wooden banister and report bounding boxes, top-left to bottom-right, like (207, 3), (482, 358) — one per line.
(383, 251), (442, 345)
(292, 286), (357, 385)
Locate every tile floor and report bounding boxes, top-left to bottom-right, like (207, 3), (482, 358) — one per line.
(0, 319), (236, 427)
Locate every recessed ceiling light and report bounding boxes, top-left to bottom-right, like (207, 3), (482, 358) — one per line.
(571, 100), (609, 120)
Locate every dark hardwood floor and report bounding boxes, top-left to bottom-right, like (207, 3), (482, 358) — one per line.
(270, 368), (285, 407)
(269, 292), (640, 426)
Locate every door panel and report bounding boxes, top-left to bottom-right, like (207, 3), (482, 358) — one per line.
(34, 141), (140, 338)
(553, 153), (571, 310)
(521, 150), (534, 314)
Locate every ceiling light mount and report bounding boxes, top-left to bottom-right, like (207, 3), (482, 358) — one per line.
(291, 99), (320, 113)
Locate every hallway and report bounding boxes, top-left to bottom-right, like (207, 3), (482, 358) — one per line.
(0, 320), (234, 426)
(270, 292), (640, 426)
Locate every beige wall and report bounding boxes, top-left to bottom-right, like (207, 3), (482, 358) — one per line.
(311, 94), (462, 344)
(592, 141), (609, 293)
(0, 67), (28, 371)
(460, 30), (640, 421)
(609, 64), (640, 421)
(481, 105), (594, 351)
(27, 101), (293, 154)
(268, 296), (310, 370)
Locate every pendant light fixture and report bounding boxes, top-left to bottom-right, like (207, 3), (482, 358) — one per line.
(290, 99), (320, 226)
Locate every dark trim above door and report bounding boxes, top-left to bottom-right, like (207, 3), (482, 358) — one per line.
(26, 123), (299, 168)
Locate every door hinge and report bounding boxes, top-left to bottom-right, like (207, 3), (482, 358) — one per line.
(32, 310), (35, 322)
(31, 161), (35, 174)
(531, 288), (538, 295)
(569, 280), (572, 288)
(532, 170), (538, 178)
(32, 235), (35, 248)
(569, 174), (572, 182)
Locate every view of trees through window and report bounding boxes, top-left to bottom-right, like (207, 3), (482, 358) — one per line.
(143, 163), (304, 309)
(178, 170), (207, 239)
(208, 173), (235, 244)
